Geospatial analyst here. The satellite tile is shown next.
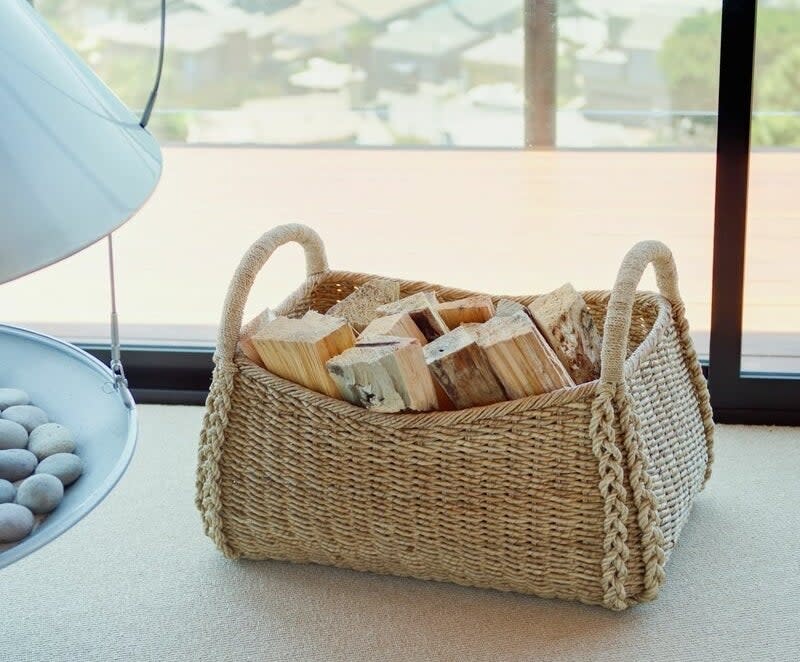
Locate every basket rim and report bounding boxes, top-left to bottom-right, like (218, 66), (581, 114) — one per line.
(230, 269), (674, 430)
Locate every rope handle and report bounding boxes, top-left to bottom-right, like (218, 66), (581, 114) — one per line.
(601, 240), (682, 384)
(215, 223), (328, 363)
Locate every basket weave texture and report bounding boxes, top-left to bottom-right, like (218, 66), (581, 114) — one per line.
(196, 224), (714, 610)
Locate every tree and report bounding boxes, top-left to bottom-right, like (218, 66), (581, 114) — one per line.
(659, 10), (721, 113)
(752, 45), (800, 147)
(659, 6), (800, 145)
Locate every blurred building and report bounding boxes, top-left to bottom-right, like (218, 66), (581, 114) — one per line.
(577, 13), (679, 124)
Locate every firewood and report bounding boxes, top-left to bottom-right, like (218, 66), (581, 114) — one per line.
(423, 327), (506, 409)
(376, 291), (438, 315)
(495, 298), (535, 321)
(436, 295), (495, 329)
(239, 308), (276, 366)
(376, 292), (448, 342)
(359, 312), (428, 346)
(325, 278), (400, 332)
(252, 310), (356, 398)
(528, 284), (602, 384)
(326, 336), (438, 412)
(470, 313), (575, 398)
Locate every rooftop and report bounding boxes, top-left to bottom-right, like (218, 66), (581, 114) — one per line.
(373, 5), (483, 57)
(338, 0), (437, 25)
(461, 29), (523, 68)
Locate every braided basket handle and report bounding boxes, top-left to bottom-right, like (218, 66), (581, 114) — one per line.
(601, 240), (681, 384)
(215, 223), (328, 363)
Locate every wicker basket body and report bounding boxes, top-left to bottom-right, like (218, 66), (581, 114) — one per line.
(197, 225), (714, 610)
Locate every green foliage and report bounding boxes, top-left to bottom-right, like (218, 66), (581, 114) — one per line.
(660, 6), (800, 145)
(148, 112), (190, 142)
(659, 10), (721, 112)
(752, 45), (800, 146)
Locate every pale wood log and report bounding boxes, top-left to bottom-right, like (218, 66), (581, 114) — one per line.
(252, 310), (356, 398)
(326, 336), (438, 412)
(495, 298), (535, 322)
(325, 278), (400, 332)
(528, 283), (602, 384)
(423, 327), (506, 409)
(376, 292), (448, 342)
(376, 291), (438, 315)
(239, 308), (276, 366)
(436, 295), (495, 329)
(359, 312), (428, 346)
(470, 313), (575, 398)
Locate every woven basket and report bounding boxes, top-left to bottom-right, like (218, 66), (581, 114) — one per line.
(196, 224), (714, 610)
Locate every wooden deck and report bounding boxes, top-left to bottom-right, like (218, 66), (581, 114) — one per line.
(1, 148), (797, 367)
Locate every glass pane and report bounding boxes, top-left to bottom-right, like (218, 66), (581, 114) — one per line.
(742, 0), (800, 374)
(1, 1), (721, 356)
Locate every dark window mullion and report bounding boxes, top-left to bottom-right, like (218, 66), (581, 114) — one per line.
(708, 0), (757, 398)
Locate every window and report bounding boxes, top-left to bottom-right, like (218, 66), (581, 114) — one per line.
(3, 1), (797, 418)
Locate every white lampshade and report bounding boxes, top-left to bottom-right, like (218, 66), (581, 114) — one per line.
(0, 0), (162, 285)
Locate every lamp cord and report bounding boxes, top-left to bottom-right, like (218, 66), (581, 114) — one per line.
(108, 234), (127, 389)
(139, 0), (166, 129)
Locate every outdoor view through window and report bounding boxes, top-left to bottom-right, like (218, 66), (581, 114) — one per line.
(2, 0), (798, 374)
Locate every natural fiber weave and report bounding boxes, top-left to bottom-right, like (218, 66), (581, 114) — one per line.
(196, 224), (714, 610)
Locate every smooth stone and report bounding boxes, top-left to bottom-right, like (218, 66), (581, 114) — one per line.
(0, 503), (34, 543)
(0, 388), (30, 411)
(15, 474), (63, 514)
(1, 405), (48, 433)
(0, 479), (15, 504)
(36, 453), (83, 487)
(27, 423), (75, 460)
(0, 449), (38, 482)
(0, 419), (28, 450)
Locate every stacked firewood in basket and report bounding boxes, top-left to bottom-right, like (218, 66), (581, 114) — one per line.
(239, 279), (602, 413)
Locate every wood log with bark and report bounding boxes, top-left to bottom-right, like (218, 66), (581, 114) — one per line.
(423, 326), (506, 408)
(327, 336), (438, 412)
(528, 284), (602, 384)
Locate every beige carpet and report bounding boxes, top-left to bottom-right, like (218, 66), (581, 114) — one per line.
(2, 406), (799, 662)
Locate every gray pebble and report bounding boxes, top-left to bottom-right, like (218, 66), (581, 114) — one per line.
(0, 479), (15, 504)
(15, 474), (63, 514)
(28, 423), (75, 460)
(0, 388), (30, 411)
(0, 503), (34, 543)
(36, 453), (83, 487)
(0, 449), (38, 482)
(0, 419), (28, 450)
(1, 405), (48, 433)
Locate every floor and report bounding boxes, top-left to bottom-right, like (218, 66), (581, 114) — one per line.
(2, 405), (799, 662)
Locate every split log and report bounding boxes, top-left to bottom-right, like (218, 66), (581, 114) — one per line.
(470, 313), (575, 398)
(239, 308), (276, 366)
(376, 292), (448, 342)
(325, 278), (400, 332)
(327, 336), (438, 412)
(376, 291), (438, 315)
(424, 327), (506, 409)
(436, 295), (495, 329)
(528, 284), (602, 384)
(495, 298), (535, 321)
(359, 312), (428, 346)
(251, 310), (356, 398)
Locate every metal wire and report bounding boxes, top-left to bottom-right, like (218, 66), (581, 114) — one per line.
(107, 234), (127, 388)
(139, 0), (166, 129)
